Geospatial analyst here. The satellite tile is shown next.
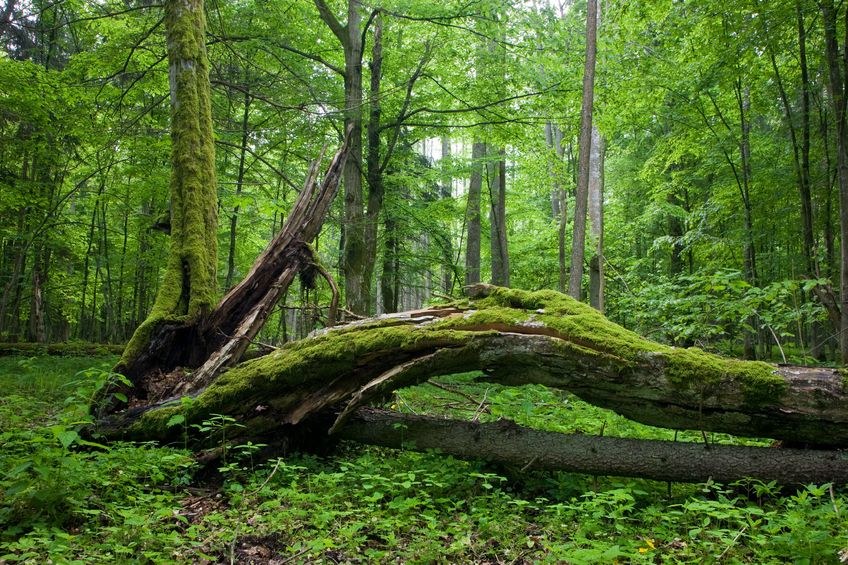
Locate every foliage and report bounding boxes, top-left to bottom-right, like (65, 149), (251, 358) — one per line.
(2, 356), (847, 563)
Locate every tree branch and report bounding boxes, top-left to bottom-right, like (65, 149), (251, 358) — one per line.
(314, 0), (347, 46)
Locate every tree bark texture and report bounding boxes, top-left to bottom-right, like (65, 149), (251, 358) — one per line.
(465, 142), (485, 287)
(315, 0), (367, 315)
(587, 125), (604, 312)
(489, 149), (509, 287)
(820, 0), (848, 363)
(363, 12), (383, 315)
(569, 0), (598, 299)
(99, 285), (848, 452)
(340, 408), (848, 485)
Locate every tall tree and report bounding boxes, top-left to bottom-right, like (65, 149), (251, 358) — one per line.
(315, 0), (366, 315)
(119, 0), (218, 366)
(819, 0), (848, 362)
(489, 150), (510, 286)
(465, 142), (486, 286)
(569, 0), (598, 299)
(587, 125), (604, 311)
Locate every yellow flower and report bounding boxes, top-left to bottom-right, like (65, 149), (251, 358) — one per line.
(638, 538), (656, 553)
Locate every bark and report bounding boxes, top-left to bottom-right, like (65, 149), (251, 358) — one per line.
(316, 0), (366, 316)
(99, 285), (848, 450)
(465, 142), (485, 287)
(440, 137), (454, 294)
(364, 12), (383, 314)
(380, 215), (399, 313)
(489, 149), (509, 287)
(340, 408), (848, 485)
(820, 0), (848, 363)
(569, 0), (598, 299)
(587, 126), (604, 312)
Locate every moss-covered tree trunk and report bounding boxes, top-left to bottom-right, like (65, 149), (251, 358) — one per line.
(116, 0), (217, 378)
(107, 0), (350, 407)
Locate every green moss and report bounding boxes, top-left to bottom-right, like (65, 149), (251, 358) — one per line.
(663, 347), (785, 405)
(464, 286), (788, 406)
(463, 286), (657, 361)
(124, 285), (792, 441)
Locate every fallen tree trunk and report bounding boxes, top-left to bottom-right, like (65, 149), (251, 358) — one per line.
(340, 408), (848, 485)
(98, 285), (848, 452)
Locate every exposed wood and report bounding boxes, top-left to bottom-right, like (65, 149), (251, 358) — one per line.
(111, 133), (350, 405)
(339, 408), (848, 485)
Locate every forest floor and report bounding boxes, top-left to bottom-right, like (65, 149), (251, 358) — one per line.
(1, 354), (847, 563)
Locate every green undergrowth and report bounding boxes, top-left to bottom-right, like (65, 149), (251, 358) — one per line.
(2, 355), (847, 563)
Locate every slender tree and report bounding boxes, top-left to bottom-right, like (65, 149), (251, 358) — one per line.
(569, 0), (598, 299)
(819, 0), (848, 362)
(315, 0), (366, 314)
(465, 142), (485, 286)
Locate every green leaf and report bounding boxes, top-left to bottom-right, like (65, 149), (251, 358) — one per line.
(167, 414), (186, 428)
(57, 430), (79, 449)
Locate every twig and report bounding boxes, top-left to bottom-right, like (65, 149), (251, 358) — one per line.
(310, 260), (339, 327)
(520, 455), (539, 472)
(471, 388), (490, 423)
(765, 324), (787, 364)
(340, 308), (366, 321)
(427, 380), (484, 407)
(717, 525), (747, 561)
(248, 457), (283, 497)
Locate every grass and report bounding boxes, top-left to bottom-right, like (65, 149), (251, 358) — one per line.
(1, 355), (847, 563)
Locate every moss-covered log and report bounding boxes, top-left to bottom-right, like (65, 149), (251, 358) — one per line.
(339, 408), (848, 485)
(98, 285), (848, 450)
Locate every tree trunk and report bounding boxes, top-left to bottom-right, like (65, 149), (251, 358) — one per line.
(568, 0), (598, 300)
(489, 148), (509, 287)
(340, 408), (848, 485)
(440, 136), (454, 294)
(587, 126), (604, 312)
(465, 142), (485, 287)
(364, 12), (383, 315)
(99, 285), (848, 452)
(820, 0), (848, 363)
(114, 0), (218, 379)
(380, 214), (398, 313)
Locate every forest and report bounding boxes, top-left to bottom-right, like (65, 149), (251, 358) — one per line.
(2, 0), (848, 562)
